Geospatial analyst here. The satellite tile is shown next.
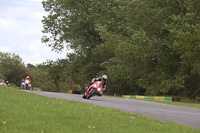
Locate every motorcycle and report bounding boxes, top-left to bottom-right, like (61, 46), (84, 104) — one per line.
(21, 81), (25, 89)
(83, 80), (105, 99)
(25, 79), (31, 90)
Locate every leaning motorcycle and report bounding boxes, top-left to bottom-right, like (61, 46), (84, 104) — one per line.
(83, 81), (104, 99)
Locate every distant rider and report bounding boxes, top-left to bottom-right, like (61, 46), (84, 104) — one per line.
(25, 76), (31, 83)
(21, 79), (25, 89)
(24, 76), (31, 89)
(6, 81), (10, 86)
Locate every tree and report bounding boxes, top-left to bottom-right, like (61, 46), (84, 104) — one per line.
(0, 52), (27, 86)
(41, 0), (200, 98)
(27, 63), (36, 70)
(35, 59), (69, 92)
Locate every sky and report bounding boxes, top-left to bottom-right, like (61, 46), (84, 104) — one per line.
(0, 0), (67, 65)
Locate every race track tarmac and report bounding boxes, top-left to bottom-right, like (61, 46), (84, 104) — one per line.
(24, 90), (200, 129)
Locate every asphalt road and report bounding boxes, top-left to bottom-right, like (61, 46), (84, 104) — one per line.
(24, 90), (200, 129)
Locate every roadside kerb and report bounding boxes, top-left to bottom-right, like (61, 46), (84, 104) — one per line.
(122, 95), (172, 102)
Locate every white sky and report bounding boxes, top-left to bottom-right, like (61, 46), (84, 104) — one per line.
(0, 0), (68, 65)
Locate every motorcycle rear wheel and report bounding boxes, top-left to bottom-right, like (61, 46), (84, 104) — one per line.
(82, 95), (87, 99)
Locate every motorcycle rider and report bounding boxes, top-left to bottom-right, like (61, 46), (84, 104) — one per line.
(21, 79), (25, 89)
(24, 76), (31, 90)
(6, 81), (10, 86)
(25, 76), (31, 81)
(85, 75), (107, 96)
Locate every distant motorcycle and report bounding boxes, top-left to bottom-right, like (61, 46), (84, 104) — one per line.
(21, 81), (25, 89)
(83, 80), (105, 99)
(25, 79), (31, 90)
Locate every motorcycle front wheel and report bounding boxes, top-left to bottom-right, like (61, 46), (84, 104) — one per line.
(87, 89), (96, 99)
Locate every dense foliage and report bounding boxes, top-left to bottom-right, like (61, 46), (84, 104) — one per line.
(34, 59), (69, 92)
(0, 52), (28, 86)
(41, 0), (200, 98)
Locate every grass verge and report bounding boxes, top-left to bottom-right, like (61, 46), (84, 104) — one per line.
(143, 100), (200, 109)
(104, 95), (200, 109)
(0, 86), (199, 133)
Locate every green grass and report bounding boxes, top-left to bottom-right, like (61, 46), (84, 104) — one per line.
(104, 96), (200, 109)
(0, 86), (199, 133)
(143, 100), (200, 109)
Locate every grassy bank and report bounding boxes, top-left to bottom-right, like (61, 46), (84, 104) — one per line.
(144, 100), (200, 109)
(105, 95), (200, 109)
(0, 86), (199, 133)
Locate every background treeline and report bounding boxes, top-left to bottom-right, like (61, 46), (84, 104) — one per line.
(1, 0), (200, 99)
(0, 52), (81, 93)
(0, 52), (37, 88)
(0, 52), (27, 86)
(41, 0), (200, 98)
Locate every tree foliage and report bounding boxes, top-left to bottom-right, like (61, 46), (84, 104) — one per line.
(39, 0), (200, 98)
(0, 52), (27, 86)
(34, 59), (69, 92)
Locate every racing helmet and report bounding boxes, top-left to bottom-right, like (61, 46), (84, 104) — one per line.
(102, 75), (107, 81)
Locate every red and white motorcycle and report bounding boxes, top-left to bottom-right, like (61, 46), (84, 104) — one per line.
(24, 79), (31, 90)
(83, 79), (105, 99)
